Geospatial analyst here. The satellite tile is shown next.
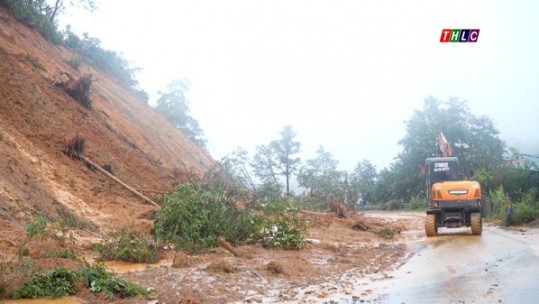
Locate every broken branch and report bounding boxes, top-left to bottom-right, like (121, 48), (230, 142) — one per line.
(218, 237), (241, 257)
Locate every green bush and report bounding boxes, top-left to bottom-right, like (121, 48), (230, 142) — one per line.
(95, 227), (158, 263)
(154, 182), (307, 251)
(492, 187), (538, 225)
(153, 182), (266, 251)
(521, 187), (537, 206)
(12, 268), (80, 299)
(11, 263), (149, 300)
(44, 248), (77, 259)
(264, 221), (306, 250)
(490, 185), (507, 218)
(26, 214), (49, 239)
(511, 188), (539, 225)
(409, 195), (425, 210)
(512, 203), (538, 225)
(258, 200), (289, 216)
(81, 263), (149, 300)
(255, 181), (284, 203)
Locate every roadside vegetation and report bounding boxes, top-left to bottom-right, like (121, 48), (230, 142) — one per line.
(94, 227), (158, 264)
(487, 186), (539, 226)
(0, 215), (153, 301)
(153, 180), (306, 252)
(12, 263), (151, 300)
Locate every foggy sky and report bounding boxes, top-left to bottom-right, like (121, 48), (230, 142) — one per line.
(60, 0), (539, 171)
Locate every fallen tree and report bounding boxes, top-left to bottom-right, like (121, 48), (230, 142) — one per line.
(64, 135), (159, 207)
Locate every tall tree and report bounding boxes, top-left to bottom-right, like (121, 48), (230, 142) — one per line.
(271, 125), (301, 196)
(251, 144), (280, 187)
(155, 79), (206, 149)
(297, 146), (345, 201)
(350, 159), (378, 204)
(373, 166), (398, 204)
(252, 125), (301, 196)
(250, 143), (285, 201)
(395, 96), (505, 200)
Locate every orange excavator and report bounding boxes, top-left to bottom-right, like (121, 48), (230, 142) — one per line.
(424, 133), (482, 236)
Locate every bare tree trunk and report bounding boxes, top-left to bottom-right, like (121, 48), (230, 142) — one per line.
(49, 0), (62, 22)
(285, 166), (290, 196)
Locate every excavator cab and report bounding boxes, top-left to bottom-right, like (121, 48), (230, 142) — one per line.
(425, 157), (459, 202)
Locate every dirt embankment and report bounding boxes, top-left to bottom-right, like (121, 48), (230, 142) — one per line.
(0, 7), (214, 251)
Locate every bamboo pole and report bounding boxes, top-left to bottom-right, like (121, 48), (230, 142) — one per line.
(82, 156), (160, 208)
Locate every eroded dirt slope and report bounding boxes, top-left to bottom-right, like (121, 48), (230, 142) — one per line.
(0, 8), (214, 249)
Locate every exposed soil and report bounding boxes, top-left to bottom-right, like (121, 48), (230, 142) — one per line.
(0, 8), (425, 304)
(0, 210), (424, 304)
(119, 211), (423, 303)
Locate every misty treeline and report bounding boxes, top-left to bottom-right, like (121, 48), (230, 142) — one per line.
(0, 0), (149, 100)
(221, 97), (538, 211)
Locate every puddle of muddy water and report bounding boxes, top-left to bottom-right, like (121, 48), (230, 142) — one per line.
(104, 259), (171, 273)
(0, 296), (81, 304)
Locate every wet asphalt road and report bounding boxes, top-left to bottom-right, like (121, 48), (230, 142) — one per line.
(361, 226), (539, 304)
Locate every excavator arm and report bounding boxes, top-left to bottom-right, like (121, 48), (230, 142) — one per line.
(437, 132), (452, 157)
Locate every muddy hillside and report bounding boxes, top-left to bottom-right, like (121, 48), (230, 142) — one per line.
(0, 7), (214, 240)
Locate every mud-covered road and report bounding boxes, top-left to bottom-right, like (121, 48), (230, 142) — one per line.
(357, 224), (539, 304)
